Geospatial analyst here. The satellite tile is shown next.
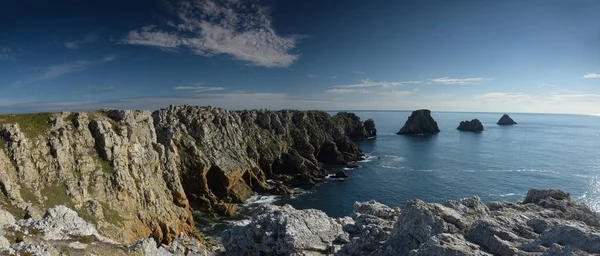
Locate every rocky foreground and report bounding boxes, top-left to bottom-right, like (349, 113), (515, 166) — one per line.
(0, 106), (372, 247)
(222, 189), (600, 256)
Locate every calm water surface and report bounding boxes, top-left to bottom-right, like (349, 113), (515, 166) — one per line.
(280, 111), (600, 217)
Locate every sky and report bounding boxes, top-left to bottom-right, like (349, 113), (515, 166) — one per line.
(1, 0), (600, 114)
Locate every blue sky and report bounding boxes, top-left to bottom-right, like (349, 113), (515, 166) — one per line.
(1, 0), (600, 114)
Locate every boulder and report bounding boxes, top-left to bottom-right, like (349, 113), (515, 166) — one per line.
(397, 109), (440, 135)
(335, 171), (349, 179)
(497, 114), (517, 125)
(221, 204), (347, 255)
(457, 119), (484, 132)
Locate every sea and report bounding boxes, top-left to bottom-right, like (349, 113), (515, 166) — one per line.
(202, 111), (600, 235)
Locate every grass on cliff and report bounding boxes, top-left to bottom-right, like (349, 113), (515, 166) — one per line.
(0, 112), (53, 138)
(99, 202), (125, 227)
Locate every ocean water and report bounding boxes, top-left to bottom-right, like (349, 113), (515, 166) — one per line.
(277, 111), (600, 217)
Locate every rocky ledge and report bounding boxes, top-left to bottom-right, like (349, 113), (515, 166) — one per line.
(0, 106), (369, 247)
(497, 114), (517, 125)
(333, 112), (377, 139)
(397, 109), (440, 136)
(222, 189), (600, 256)
(457, 119), (484, 132)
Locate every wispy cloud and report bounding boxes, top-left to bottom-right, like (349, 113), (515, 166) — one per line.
(352, 71), (365, 75)
(121, 0), (300, 68)
(174, 84), (225, 92)
(0, 45), (12, 60)
(64, 34), (98, 49)
(333, 79), (421, 89)
(584, 73), (600, 79)
(550, 93), (600, 102)
(537, 82), (557, 88)
(29, 54), (116, 83)
(325, 88), (369, 94)
(381, 89), (419, 97)
(330, 76), (338, 79)
(429, 77), (487, 85)
(306, 74), (317, 78)
(476, 92), (536, 101)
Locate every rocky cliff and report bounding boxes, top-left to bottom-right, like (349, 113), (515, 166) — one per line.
(332, 112), (377, 139)
(222, 188), (600, 256)
(0, 106), (365, 247)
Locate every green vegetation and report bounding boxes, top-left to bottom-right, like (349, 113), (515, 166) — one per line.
(63, 112), (77, 124)
(99, 202), (124, 227)
(95, 155), (115, 174)
(42, 185), (74, 208)
(69, 234), (96, 243)
(19, 186), (38, 204)
(0, 112), (53, 138)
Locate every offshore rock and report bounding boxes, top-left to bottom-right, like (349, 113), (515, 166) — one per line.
(497, 114), (517, 125)
(221, 188), (600, 256)
(457, 119), (484, 132)
(333, 112), (377, 139)
(397, 109), (440, 135)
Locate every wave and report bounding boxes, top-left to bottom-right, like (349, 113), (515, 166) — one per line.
(245, 194), (280, 205)
(579, 175), (600, 212)
(359, 154), (378, 163)
(460, 169), (559, 174)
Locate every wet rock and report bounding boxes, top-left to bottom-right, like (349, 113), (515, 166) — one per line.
(397, 109), (440, 135)
(335, 171), (349, 179)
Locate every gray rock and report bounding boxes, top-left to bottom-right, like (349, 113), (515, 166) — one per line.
(221, 204), (347, 255)
(457, 119), (484, 132)
(397, 109), (440, 135)
(353, 200), (400, 220)
(497, 114), (517, 125)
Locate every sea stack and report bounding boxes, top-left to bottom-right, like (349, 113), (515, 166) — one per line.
(457, 119), (484, 132)
(497, 114), (517, 125)
(397, 109), (440, 135)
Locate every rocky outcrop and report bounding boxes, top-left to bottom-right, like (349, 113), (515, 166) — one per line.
(457, 119), (484, 132)
(221, 189), (600, 256)
(397, 109), (440, 135)
(153, 106), (364, 217)
(0, 106), (365, 246)
(0, 205), (219, 255)
(333, 112), (377, 139)
(497, 114), (517, 125)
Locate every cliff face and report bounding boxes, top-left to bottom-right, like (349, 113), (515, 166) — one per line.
(0, 106), (365, 245)
(397, 109), (440, 136)
(333, 112), (377, 139)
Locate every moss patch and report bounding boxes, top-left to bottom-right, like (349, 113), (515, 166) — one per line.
(42, 185), (74, 208)
(94, 155), (115, 174)
(19, 186), (38, 204)
(99, 202), (124, 227)
(0, 112), (53, 138)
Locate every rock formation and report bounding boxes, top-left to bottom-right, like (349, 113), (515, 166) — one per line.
(457, 119), (484, 132)
(0, 106), (367, 246)
(221, 188), (600, 256)
(0, 205), (220, 255)
(333, 112), (377, 139)
(497, 114), (517, 125)
(397, 109), (440, 135)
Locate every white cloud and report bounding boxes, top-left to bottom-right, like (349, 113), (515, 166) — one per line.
(429, 77), (487, 85)
(550, 93), (600, 102)
(475, 92), (538, 102)
(333, 79), (421, 89)
(122, 0), (299, 68)
(584, 73), (600, 79)
(29, 54), (116, 83)
(381, 89), (419, 97)
(174, 85), (225, 92)
(0, 45), (12, 59)
(325, 88), (369, 94)
(64, 34), (98, 49)
(306, 74), (317, 78)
